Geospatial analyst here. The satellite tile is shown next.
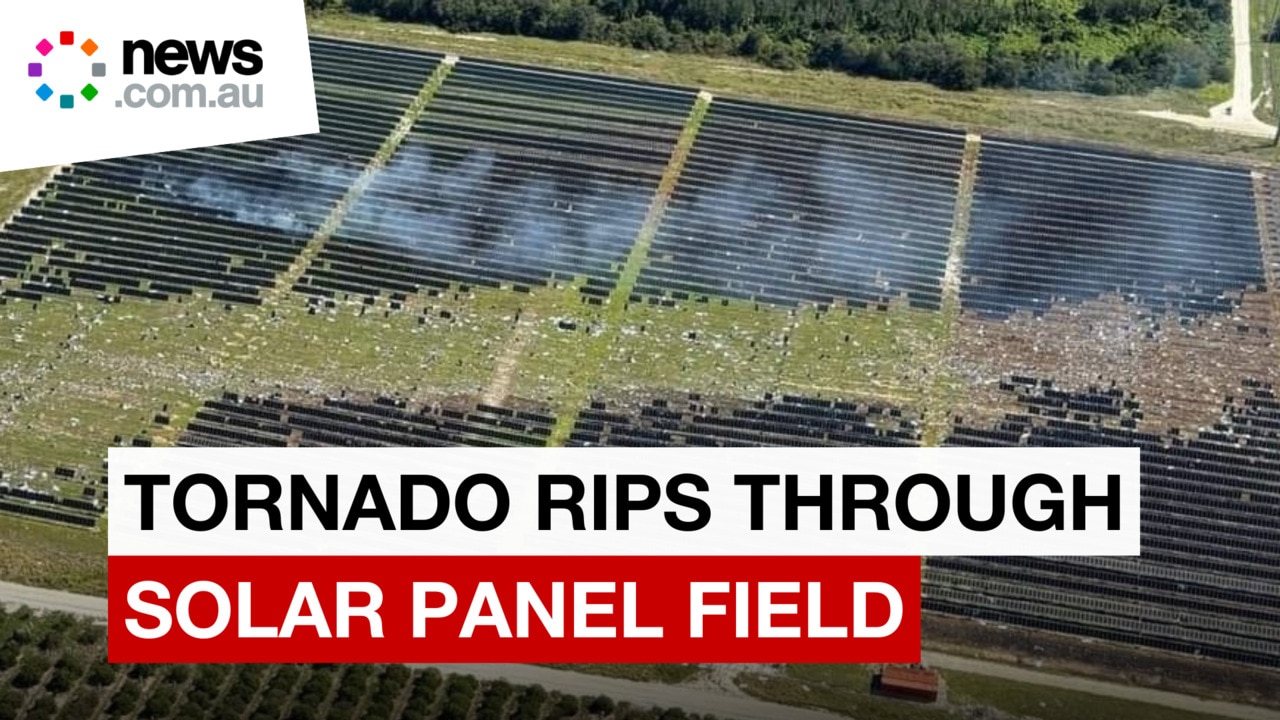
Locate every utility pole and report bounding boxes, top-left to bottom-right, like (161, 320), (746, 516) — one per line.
(1269, 0), (1280, 145)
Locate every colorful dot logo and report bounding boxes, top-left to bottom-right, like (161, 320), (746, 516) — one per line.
(31, 31), (102, 109)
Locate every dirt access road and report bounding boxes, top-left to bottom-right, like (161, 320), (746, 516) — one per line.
(1139, 0), (1277, 137)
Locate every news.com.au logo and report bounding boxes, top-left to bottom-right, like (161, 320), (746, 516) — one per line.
(29, 32), (265, 110)
(30, 31), (100, 109)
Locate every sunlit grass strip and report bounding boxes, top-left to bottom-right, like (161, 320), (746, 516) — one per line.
(546, 91), (713, 446)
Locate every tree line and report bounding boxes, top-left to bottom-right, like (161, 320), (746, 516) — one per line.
(0, 605), (720, 720)
(315, 0), (1232, 93)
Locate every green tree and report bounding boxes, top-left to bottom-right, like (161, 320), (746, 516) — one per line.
(12, 654), (50, 689)
(587, 694), (615, 716)
(56, 688), (101, 720)
(26, 696), (58, 720)
(345, 0), (1231, 93)
(108, 680), (143, 716)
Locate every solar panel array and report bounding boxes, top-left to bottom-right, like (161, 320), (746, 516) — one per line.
(0, 38), (439, 305)
(961, 141), (1264, 318)
(934, 377), (1280, 667)
(0, 480), (101, 528)
(635, 99), (967, 310)
(294, 59), (696, 303)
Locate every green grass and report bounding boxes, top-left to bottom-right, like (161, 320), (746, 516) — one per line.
(598, 299), (794, 398)
(0, 297), (236, 475)
(945, 670), (1233, 720)
(222, 290), (521, 399)
(0, 166), (53, 227)
(0, 285), (578, 475)
(737, 664), (949, 719)
(0, 286), (536, 591)
(579, 298), (953, 409)
(781, 304), (949, 401)
(309, 12), (1280, 162)
(1197, 82), (1234, 110)
(0, 514), (105, 596)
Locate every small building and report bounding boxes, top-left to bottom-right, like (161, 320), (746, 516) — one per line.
(871, 665), (941, 703)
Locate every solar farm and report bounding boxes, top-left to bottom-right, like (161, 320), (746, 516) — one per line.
(2, 32), (1280, 707)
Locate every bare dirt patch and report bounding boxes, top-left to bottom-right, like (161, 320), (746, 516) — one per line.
(948, 291), (1279, 433)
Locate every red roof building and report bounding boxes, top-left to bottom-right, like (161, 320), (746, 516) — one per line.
(873, 665), (941, 703)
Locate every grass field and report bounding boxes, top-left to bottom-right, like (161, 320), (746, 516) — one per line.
(0, 167), (53, 234)
(942, 670), (1237, 720)
(0, 515), (104, 596)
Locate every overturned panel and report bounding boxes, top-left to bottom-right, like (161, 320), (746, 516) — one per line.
(636, 99), (967, 311)
(962, 140), (1265, 319)
(296, 59), (697, 303)
(0, 38), (440, 306)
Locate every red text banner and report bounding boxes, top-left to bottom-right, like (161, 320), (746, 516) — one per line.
(109, 556), (920, 663)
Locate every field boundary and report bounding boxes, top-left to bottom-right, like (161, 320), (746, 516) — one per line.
(919, 132), (981, 448)
(940, 132), (982, 318)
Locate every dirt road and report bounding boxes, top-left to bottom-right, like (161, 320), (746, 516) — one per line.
(0, 579), (107, 618)
(1138, 0), (1277, 137)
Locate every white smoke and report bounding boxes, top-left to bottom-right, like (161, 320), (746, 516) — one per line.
(142, 148), (361, 234)
(339, 141), (648, 285)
